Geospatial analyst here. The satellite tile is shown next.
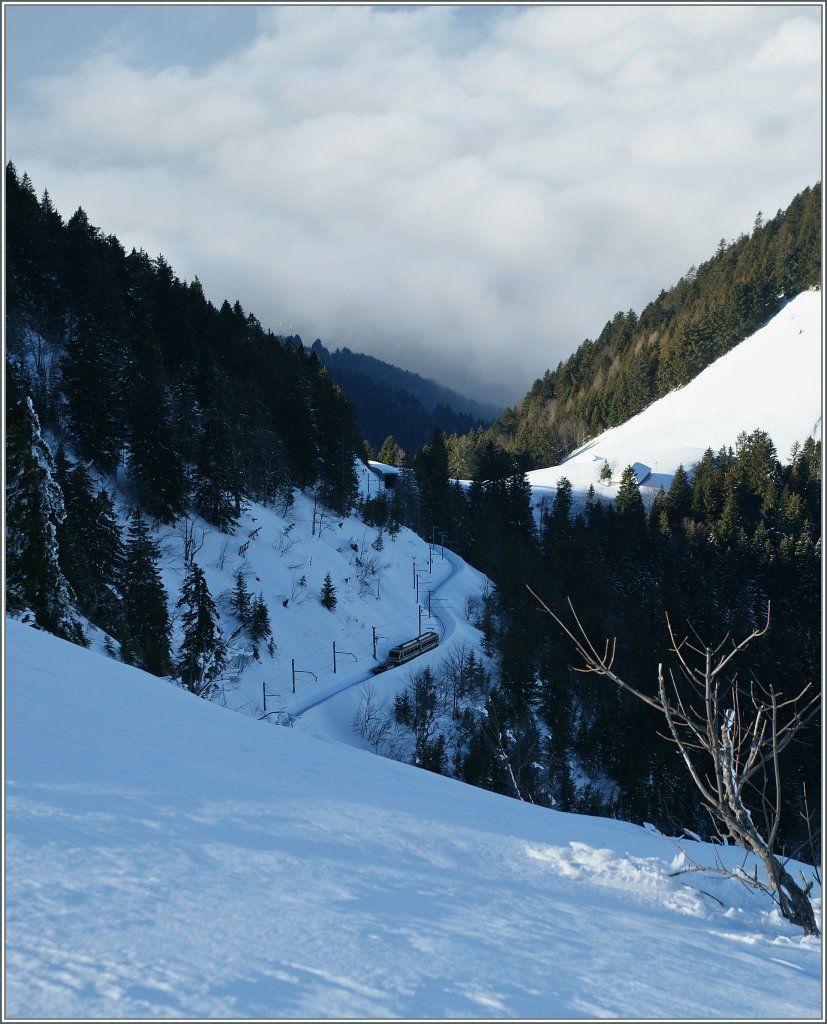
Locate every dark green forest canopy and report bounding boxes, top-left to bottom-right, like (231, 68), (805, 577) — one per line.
(419, 419), (822, 853)
(5, 161), (363, 525)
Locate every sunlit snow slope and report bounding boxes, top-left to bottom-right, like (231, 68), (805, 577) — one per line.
(528, 289), (822, 507)
(6, 619), (822, 1020)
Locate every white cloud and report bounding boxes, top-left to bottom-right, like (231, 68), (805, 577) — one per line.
(6, 4), (822, 406)
(746, 15), (822, 71)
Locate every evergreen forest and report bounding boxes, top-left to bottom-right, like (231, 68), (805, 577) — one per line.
(369, 426), (821, 860)
(5, 161), (361, 654)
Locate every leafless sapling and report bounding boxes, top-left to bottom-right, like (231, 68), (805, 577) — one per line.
(352, 680), (393, 754)
(529, 587), (820, 937)
(177, 515), (205, 564)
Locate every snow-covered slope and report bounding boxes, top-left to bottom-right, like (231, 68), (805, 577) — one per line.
(5, 618), (822, 1020)
(527, 289), (822, 508)
(71, 466), (491, 750)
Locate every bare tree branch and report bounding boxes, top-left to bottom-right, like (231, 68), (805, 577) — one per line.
(529, 586), (820, 937)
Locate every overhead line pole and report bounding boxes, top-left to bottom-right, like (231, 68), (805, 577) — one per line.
(291, 659), (317, 693)
(372, 625), (389, 660)
(333, 641), (357, 673)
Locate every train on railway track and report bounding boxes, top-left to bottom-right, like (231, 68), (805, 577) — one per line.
(373, 630), (439, 674)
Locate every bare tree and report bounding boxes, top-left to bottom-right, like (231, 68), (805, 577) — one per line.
(290, 570), (310, 602)
(352, 681), (392, 753)
(476, 692), (542, 803)
(214, 537), (230, 571)
(273, 522), (298, 557)
(529, 588), (820, 937)
(464, 594), (480, 623)
(309, 489), (334, 537)
(177, 515), (205, 564)
(442, 640), (487, 717)
(272, 483), (295, 518)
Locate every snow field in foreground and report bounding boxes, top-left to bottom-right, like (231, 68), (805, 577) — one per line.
(6, 619), (822, 1020)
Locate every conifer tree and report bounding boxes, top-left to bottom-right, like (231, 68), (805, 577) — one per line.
(413, 428), (450, 538)
(320, 573), (337, 611)
(715, 481), (741, 548)
(56, 449), (124, 634)
(120, 509), (172, 676)
(314, 369), (361, 515)
(176, 561), (226, 696)
(230, 568), (252, 623)
(5, 163), (36, 312)
(61, 309), (125, 475)
(615, 465), (646, 541)
(249, 593), (275, 660)
(665, 464), (692, 524)
(192, 415), (239, 532)
(647, 486), (671, 538)
(5, 383), (87, 644)
(505, 470), (536, 543)
(552, 476), (573, 528)
(125, 355), (188, 523)
(378, 436), (402, 465)
(393, 666), (447, 772)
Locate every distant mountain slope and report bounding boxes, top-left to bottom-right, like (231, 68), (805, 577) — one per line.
(478, 183), (821, 471)
(527, 288), (822, 506)
(310, 340), (501, 453)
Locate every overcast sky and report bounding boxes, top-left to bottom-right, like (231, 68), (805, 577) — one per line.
(4, 3), (823, 406)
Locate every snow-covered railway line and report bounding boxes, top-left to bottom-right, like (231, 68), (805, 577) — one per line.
(284, 672), (374, 720)
(426, 548), (459, 642)
(286, 550), (460, 721)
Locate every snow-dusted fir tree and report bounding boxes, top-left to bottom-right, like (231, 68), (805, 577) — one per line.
(176, 562), (226, 697)
(230, 568), (252, 623)
(249, 593), (274, 660)
(320, 573), (337, 611)
(55, 447), (124, 636)
(5, 382), (86, 645)
(120, 508), (172, 677)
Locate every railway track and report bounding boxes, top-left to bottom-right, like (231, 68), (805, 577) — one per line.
(427, 548), (458, 642)
(285, 549), (460, 722)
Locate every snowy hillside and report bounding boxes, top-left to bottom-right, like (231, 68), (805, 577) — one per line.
(69, 462), (491, 750)
(527, 288), (822, 508)
(5, 618), (822, 1020)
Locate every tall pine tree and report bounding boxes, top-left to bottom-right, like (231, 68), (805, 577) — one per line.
(55, 448), (124, 635)
(176, 562), (226, 697)
(5, 379), (87, 644)
(120, 508), (172, 676)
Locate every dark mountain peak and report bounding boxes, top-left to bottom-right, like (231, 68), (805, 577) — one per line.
(303, 339), (503, 453)
(310, 343), (501, 421)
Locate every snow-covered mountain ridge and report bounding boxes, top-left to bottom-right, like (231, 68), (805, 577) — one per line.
(527, 288), (822, 507)
(5, 617), (822, 1019)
